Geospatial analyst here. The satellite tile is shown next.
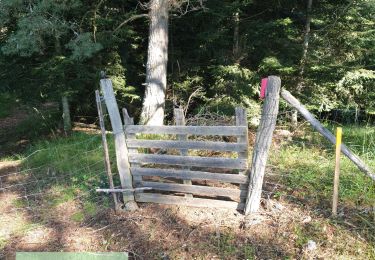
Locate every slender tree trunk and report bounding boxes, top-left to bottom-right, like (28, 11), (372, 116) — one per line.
(233, 11), (240, 62)
(292, 0), (313, 128)
(140, 0), (169, 125)
(62, 95), (72, 135)
(298, 0), (313, 85)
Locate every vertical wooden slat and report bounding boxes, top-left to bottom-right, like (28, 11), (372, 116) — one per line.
(174, 108), (193, 198)
(123, 108), (142, 186)
(235, 107), (249, 171)
(236, 107), (249, 193)
(100, 78), (138, 211)
(95, 90), (120, 212)
(245, 76), (281, 214)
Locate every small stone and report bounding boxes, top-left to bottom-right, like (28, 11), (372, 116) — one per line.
(302, 216), (312, 223)
(306, 240), (317, 251)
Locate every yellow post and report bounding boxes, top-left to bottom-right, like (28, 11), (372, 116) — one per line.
(332, 127), (342, 217)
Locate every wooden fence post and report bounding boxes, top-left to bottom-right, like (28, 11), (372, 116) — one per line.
(245, 76), (281, 214)
(100, 79), (138, 211)
(95, 90), (120, 212)
(174, 108), (193, 198)
(332, 127), (342, 217)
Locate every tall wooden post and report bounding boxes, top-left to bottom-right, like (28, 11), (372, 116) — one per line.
(100, 79), (138, 211)
(332, 127), (342, 216)
(174, 108), (193, 198)
(95, 90), (120, 212)
(245, 76), (281, 214)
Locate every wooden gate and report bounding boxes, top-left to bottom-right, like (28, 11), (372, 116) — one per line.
(123, 107), (250, 210)
(98, 76), (283, 213)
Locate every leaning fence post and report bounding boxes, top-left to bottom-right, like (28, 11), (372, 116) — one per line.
(245, 76), (281, 214)
(174, 108), (193, 198)
(95, 90), (121, 212)
(100, 78), (138, 211)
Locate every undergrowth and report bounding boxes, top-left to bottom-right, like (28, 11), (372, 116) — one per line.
(0, 93), (16, 118)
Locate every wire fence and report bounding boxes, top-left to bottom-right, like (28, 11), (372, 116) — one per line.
(0, 135), (113, 217)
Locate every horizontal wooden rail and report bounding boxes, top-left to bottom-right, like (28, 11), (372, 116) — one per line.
(135, 193), (245, 210)
(137, 181), (246, 200)
(124, 125), (247, 136)
(126, 139), (247, 152)
(128, 154), (248, 169)
(131, 167), (248, 184)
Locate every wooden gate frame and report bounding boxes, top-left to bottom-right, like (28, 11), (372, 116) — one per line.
(98, 76), (282, 214)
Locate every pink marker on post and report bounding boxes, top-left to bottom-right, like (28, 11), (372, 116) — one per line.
(260, 77), (268, 99)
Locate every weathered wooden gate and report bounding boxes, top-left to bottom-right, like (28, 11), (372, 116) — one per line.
(97, 76), (282, 214)
(123, 107), (250, 210)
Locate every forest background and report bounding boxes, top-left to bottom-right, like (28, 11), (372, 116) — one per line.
(0, 0), (374, 127)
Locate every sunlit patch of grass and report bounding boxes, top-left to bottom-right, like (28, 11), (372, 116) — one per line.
(269, 124), (375, 256)
(271, 124), (375, 208)
(21, 132), (117, 194)
(71, 211), (85, 222)
(270, 144), (375, 207)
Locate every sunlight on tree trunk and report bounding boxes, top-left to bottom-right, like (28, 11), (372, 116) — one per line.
(140, 0), (169, 126)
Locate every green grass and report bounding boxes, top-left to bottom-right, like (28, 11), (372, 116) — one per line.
(270, 124), (375, 208)
(4, 131), (117, 230)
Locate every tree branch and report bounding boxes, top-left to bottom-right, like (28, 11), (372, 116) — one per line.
(113, 14), (149, 34)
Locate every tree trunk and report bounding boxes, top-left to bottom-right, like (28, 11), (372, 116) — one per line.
(297, 0), (313, 89)
(140, 0), (169, 126)
(62, 95), (72, 135)
(292, 0), (313, 128)
(233, 11), (240, 62)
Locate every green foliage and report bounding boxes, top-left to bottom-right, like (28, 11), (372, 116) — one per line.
(0, 0), (374, 124)
(66, 33), (103, 61)
(336, 69), (375, 111)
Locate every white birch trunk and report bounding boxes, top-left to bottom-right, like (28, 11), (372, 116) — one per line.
(140, 0), (169, 126)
